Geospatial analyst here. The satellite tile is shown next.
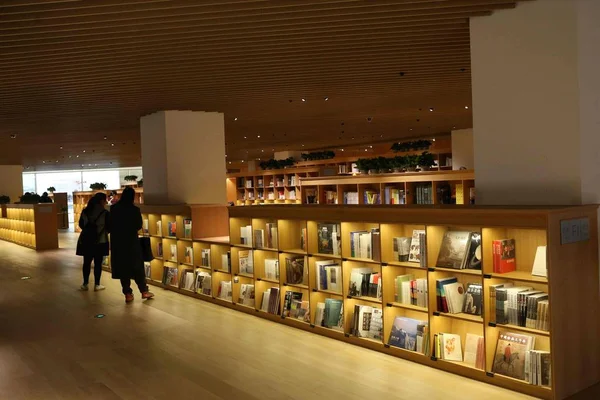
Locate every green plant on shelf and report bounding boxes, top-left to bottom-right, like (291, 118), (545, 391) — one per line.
(0, 195), (10, 204)
(300, 150), (335, 161)
(404, 154), (420, 171)
(46, 186), (56, 193)
(355, 158), (372, 174)
(391, 139), (433, 153)
(418, 151), (437, 171)
(259, 157), (295, 170)
(89, 182), (107, 190)
(390, 156), (407, 172)
(137, 179), (143, 187)
(375, 156), (391, 173)
(124, 175), (138, 182)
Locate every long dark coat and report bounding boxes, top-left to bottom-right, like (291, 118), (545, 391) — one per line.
(109, 201), (143, 279)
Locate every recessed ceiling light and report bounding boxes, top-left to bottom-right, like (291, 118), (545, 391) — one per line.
(241, 160), (245, 163)
(429, 108), (434, 112)
(42, 161), (45, 164)
(68, 156), (72, 158)
(351, 137), (355, 140)
(228, 161), (232, 164)
(340, 149), (344, 152)
(103, 136), (107, 140)
(301, 144), (305, 147)
(55, 160), (58, 163)
(258, 158), (261, 161)
(76, 155), (80, 158)
(301, 98), (306, 102)
(261, 149), (264, 152)
(409, 128), (413, 131)
(257, 135), (261, 138)
(365, 149), (368, 152)
(465, 106), (469, 109)
(271, 148), (274, 151)
(433, 138), (436, 142)
(244, 136), (247, 139)
(83, 150), (86, 153)
(111, 143), (115, 146)
(324, 97), (329, 101)
(234, 117), (238, 121)
(369, 145), (373, 148)
(453, 126), (456, 129)
(225, 154), (228, 158)
(60, 146), (63, 149)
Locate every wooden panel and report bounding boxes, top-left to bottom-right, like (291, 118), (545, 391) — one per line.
(190, 204), (229, 239)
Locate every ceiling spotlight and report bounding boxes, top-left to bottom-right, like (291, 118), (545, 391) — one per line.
(103, 136), (107, 140)
(324, 97), (329, 101)
(410, 128), (413, 131)
(83, 150), (86, 153)
(234, 117), (238, 121)
(271, 148), (274, 151)
(429, 108), (434, 112)
(111, 143), (115, 146)
(55, 160), (58, 163)
(225, 154), (228, 158)
(301, 144), (305, 147)
(228, 161), (232, 164)
(301, 98), (306, 102)
(432, 138), (436, 142)
(369, 145), (373, 148)
(244, 136), (247, 139)
(365, 149), (368, 152)
(367, 117), (373, 122)
(453, 126), (456, 129)
(68, 156), (72, 158)
(261, 149), (264, 152)
(399, 72), (405, 77)
(76, 155), (80, 158)
(9, 134), (16, 139)
(42, 161), (45, 164)
(241, 160), (244, 163)
(60, 146), (63, 149)
(257, 135), (261, 138)
(465, 106), (469, 109)
(341, 149), (344, 152)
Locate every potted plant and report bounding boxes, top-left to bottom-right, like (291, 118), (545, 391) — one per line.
(375, 157), (390, 174)
(355, 158), (371, 174)
(418, 151), (437, 171)
(391, 141), (412, 153)
(405, 155), (419, 172)
(137, 178), (143, 188)
(0, 195), (10, 204)
(47, 186), (56, 193)
(414, 140), (433, 151)
(390, 156), (406, 173)
(89, 182), (107, 191)
(124, 175), (138, 185)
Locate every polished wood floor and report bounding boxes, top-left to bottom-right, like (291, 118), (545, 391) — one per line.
(0, 232), (540, 400)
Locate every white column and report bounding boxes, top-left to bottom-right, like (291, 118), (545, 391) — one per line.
(0, 165), (24, 203)
(470, 0), (600, 205)
(450, 128), (474, 170)
(140, 111), (226, 205)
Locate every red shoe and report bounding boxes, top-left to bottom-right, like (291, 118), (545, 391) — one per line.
(142, 291), (155, 299)
(125, 293), (134, 303)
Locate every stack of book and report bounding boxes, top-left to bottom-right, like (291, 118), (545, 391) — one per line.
(435, 278), (483, 315)
(143, 219), (149, 234)
(495, 286), (549, 330)
(317, 223), (341, 256)
(316, 260), (342, 293)
(436, 231), (482, 270)
(492, 331), (548, 385)
(217, 280), (232, 301)
(238, 250), (254, 275)
(349, 228), (381, 261)
(238, 283), (255, 307)
(314, 298), (344, 330)
(260, 287), (280, 314)
(200, 249), (211, 267)
(285, 256), (306, 285)
(388, 316), (429, 354)
(351, 305), (383, 340)
(300, 227), (307, 252)
(240, 225), (253, 246)
(343, 192), (359, 204)
(195, 270), (212, 295)
(394, 274), (428, 308)
(363, 189), (380, 205)
(415, 183), (433, 205)
(384, 186), (405, 205)
(264, 258), (280, 281)
(281, 291), (310, 322)
(348, 267), (381, 300)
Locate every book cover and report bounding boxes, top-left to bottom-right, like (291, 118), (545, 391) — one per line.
(531, 245), (547, 277)
(183, 218), (192, 239)
(493, 239), (516, 274)
(264, 258), (279, 281)
(408, 229), (426, 263)
(282, 291), (303, 317)
(436, 231), (471, 269)
(153, 241), (160, 257)
(170, 244), (177, 262)
(156, 220), (162, 236)
(441, 333), (463, 361)
(318, 223), (341, 255)
(168, 221), (177, 237)
(444, 282), (465, 314)
(464, 333), (484, 369)
(144, 262), (151, 278)
(195, 270), (211, 295)
(493, 331), (535, 380)
(184, 246), (193, 265)
(393, 237), (411, 262)
(465, 233), (482, 269)
(324, 298), (343, 330)
(143, 219), (149, 234)
(253, 229), (265, 248)
(388, 317), (428, 353)
(285, 256), (305, 285)
(201, 249), (211, 267)
(314, 302), (326, 326)
(463, 283), (483, 315)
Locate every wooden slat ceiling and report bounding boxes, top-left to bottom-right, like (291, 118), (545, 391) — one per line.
(0, 0), (527, 171)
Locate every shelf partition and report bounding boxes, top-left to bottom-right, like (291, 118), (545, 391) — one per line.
(0, 203), (58, 250)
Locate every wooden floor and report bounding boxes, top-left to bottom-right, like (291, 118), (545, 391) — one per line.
(0, 232), (540, 400)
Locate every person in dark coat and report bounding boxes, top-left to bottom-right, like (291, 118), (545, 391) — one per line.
(110, 187), (154, 302)
(76, 192), (109, 291)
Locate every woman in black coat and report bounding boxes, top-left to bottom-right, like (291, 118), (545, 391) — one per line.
(76, 192), (109, 291)
(110, 187), (154, 302)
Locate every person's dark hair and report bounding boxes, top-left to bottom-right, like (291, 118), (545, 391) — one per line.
(85, 192), (107, 214)
(120, 187), (135, 204)
(41, 192), (49, 197)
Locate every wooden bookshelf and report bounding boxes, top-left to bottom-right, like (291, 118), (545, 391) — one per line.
(0, 204), (58, 250)
(300, 170), (475, 205)
(73, 188), (144, 232)
(49, 192), (68, 229)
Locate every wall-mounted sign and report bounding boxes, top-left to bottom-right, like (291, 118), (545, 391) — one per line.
(560, 217), (590, 244)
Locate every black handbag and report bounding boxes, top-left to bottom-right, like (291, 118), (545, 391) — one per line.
(139, 236), (154, 261)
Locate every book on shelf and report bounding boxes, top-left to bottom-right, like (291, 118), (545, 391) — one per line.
(349, 268), (382, 300)
(496, 286), (532, 325)
(257, 178), (263, 188)
(531, 245), (547, 277)
(245, 179), (253, 188)
(408, 229), (426, 263)
(267, 191), (275, 200)
(433, 333), (463, 362)
(493, 239), (516, 274)
(266, 223), (278, 248)
(170, 244), (177, 262)
(435, 277), (457, 313)
(240, 225), (253, 246)
(238, 250), (254, 275)
(156, 220), (162, 236)
(181, 269), (195, 291)
(221, 251), (231, 272)
(349, 228), (380, 260)
(285, 256), (306, 285)
(157, 242), (163, 257)
(288, 189), (297, 200)
(492, 331), (536, 381)
(168, 221), (177, 237)
(415, 183), (433, 205)
(260, 290), (271, 312)
(300, 227), (308, 252)
(318, 223), (341, 256)
(238, 283), (255, 307)
(384, 186), (405, 205)
(436, 231), (474, 269)
(254, 229), (265, 248)
(463, 283), (483, 316)
(363, 189), (380, 205)
(162, 266), (178, 287)
(393, 237), (411, 262)
(264, 258), (280, 281)
(488, 283), (512, 323)
(201, 249), (211, 267)
(321, 298), (344, 331)
(195, 270), (212, 295)
(494, 287), (549, 330)
(184, 246), (193, 265)
(388, 316), (429, 354)
(144, 262), (151, 279)
(527, 350), (551, 387)
(260, 287), (280, 314)
(183, 218), (192, 239)
(343, 192), (359, 204)
(282, 291), (310, 322)
(278, 189), (285, 200)
(351, 305), (383, 340)
(395, 275), (428, 308)
(436, 182), (452, 204)
(143, 219), (149, 234)
(217, 280), (233, 301)
(325, 190), (338, 204)
(464, 333), (485, 370)
(316, 260), (342, 293)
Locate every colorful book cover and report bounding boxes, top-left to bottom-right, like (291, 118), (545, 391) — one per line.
(492, 331), (535, 380)
(493, 239), (516, 274)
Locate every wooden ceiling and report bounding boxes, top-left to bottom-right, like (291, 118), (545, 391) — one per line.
(0, 0), (526, 171)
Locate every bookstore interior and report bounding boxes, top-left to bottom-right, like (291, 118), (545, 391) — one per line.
(1, 1), (600, 400)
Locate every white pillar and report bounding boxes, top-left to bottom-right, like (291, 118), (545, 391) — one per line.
(140, 111), (226, 205)
(0, 165), (23, 203)
(450, 129), (474, 170)
(470, 0), (600, 205)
